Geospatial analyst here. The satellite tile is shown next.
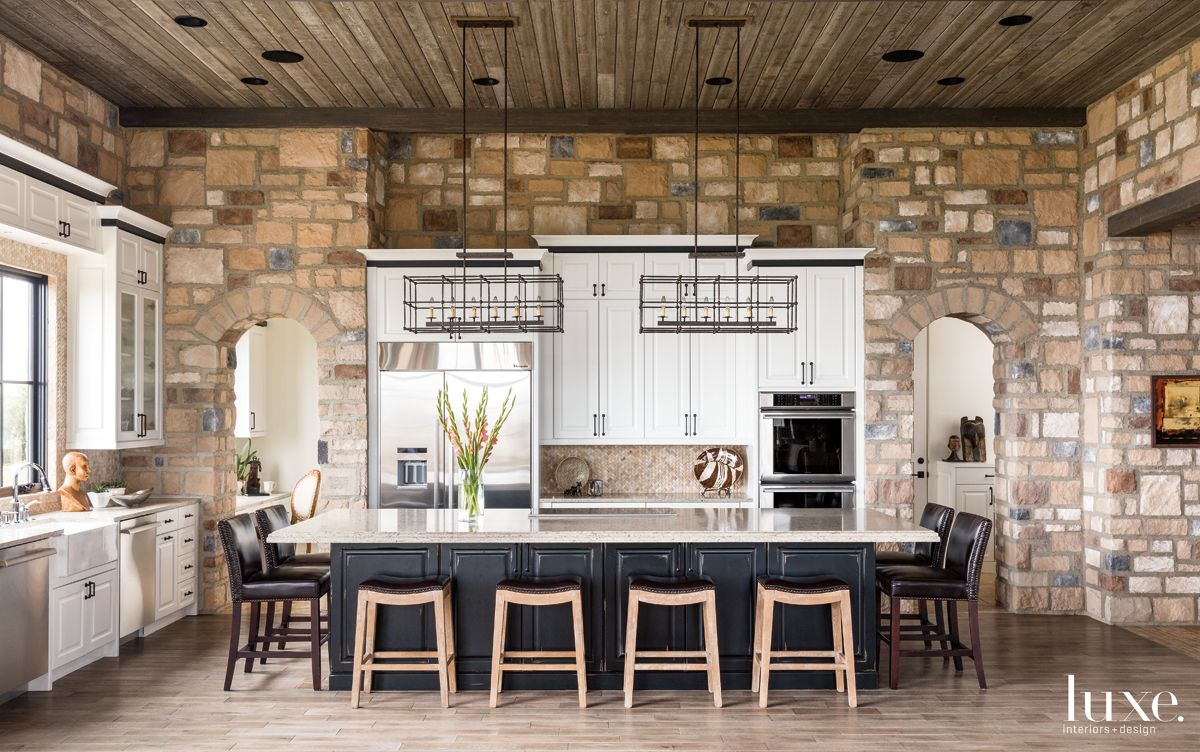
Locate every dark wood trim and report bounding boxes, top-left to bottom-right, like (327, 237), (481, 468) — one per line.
(99, 218), (166, 245)
(1108, 180), (1200, 237)
(366, 260), (542, 269)
(0, 153), (108, 203)
(120, 107), (1085, 133)
(750, 259), (864, 268)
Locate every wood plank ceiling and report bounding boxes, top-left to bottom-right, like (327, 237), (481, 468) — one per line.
(1, 1), (1197, 113)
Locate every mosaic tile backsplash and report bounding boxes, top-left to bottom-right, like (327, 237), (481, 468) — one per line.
(540, 445), (749, 496)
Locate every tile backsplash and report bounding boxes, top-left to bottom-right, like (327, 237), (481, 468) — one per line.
(541, 445), (748, 496)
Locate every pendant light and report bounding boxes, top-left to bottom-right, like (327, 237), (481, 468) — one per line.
(404, 18), (564, 338)
(638, 18), (796, 334)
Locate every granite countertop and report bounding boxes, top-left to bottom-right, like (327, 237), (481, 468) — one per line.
(1, 496), (201, 550)
(269, 507), (938, 545)
(540, 492), (753, 504)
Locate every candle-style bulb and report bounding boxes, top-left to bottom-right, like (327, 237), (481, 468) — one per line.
(469, 296), (478, 320)
(427, 296), (435, 320)
(491, 296), (500, 320)
(767, 296), (775, 319)
(659, 295), (667, 319)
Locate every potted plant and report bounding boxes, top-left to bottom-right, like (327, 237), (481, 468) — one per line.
(87, 480), (126, 509)
(235, 440), (258, 495)
(435, 386), (515, 522)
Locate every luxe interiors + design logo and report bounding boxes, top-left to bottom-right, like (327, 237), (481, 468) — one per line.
(1063, 674), (1185, 736)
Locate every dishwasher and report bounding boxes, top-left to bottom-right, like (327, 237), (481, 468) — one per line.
(119, 515), (158, 638)
(0, 540), (55, 697)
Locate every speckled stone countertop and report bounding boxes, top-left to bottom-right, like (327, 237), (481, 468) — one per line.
(540, 493), (753, 504)
(269, 507), (937, 545)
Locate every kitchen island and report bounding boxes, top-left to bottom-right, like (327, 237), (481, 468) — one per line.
(271, 507), (937, 692)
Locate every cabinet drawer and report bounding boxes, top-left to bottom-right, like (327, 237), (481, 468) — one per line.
(177, 550), (197, 580)
(178, 578), (197, 610)
(953, 467), (995, 485)
(155, 508), (184, 531)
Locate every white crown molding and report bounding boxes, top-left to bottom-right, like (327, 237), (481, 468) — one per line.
(744, 247), (875, 263)
(95, 206), (173, 238)
(533, 234), (757, 249)
(359, 248), (548, 263)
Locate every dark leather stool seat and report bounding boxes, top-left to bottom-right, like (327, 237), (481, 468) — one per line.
(877, 565), (970, 600)
(496, 577), (581, 595)
(757, 575), (849, 595)
(628, 575), (715, 595)
(875, 550), (924, 566)
(358, 574), (450, 596)
(241, 567), (331, 601)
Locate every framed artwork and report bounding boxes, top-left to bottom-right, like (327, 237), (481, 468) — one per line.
(1152, 375), (1200, 446)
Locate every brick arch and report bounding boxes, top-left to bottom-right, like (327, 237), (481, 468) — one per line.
(191, 286), (341, 347)
(886, 284), (1040, 345)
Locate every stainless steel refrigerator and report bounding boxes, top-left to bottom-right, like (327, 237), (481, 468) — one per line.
(374, 342), (532, 509)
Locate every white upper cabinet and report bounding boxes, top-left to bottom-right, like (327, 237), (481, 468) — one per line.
(24, 180), (62, 239)
(60, 193), (97, 251)
(551, 300), (600, 439)
(554, 253), (643, 299)
(0, 164), (23, 226)
(758, 265), (859, 390)
(68, 208), (170, 449)
(598, 299), (644, 438)
(644, 331), (690, 439)
(690, 333), (741, 440)
(234, 324), (269, 438)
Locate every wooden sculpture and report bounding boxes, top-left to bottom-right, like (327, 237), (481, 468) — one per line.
(58, 451), (92, 512)
(945, 435), (963, 462)
(960, 416), (987, 462)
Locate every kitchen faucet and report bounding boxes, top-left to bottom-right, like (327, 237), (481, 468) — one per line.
(4, 462), (49, 525)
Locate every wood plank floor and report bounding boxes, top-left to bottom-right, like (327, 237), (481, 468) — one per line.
(1, 605), (1198, 751)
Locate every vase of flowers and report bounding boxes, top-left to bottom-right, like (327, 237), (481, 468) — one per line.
(436, 386), (515, 522)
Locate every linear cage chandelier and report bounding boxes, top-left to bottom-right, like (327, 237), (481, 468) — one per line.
(403, 18), (564, 337)
(639, 18), (797, 334)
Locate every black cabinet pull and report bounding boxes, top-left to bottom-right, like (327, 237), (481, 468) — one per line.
(183, 564), (194, 571)
(592, 283), (597, 297)
(57, 220), (65, 237)
(809, 361), (814, 382)
(683, 414), (690, 437)
(601, 283), (606, 296)
(164, 518), (174, 524)
(592, 414), (597, 437)
(183, 537), (194, 544)
(250, 411), (256, 431)
(692, 413), (698, 435)
(163, 535), (173, 541)
(601, 414), (606, 436)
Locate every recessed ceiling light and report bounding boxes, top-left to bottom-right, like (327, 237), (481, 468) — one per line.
(882, 49), (923, 63)
(705, 76), (733, 87)
(999, 14), (1034, 26)
(174, 15), (207, 28)
(937, 76), (966, 86)
(241, 76), (269, 86)
(472, 76), (500, 87)
(262, 50), (304, 64)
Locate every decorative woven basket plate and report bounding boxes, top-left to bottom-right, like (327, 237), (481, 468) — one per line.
(554, 456), (591, 491)
(693, 448), (744, 492)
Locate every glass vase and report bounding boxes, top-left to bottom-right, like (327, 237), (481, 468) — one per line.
(458, 472), (485, 522)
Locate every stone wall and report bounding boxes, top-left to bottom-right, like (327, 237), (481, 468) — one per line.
(0, 32), (122, 185)
(381, 133), (842, 248)
(842, 127), (1086, 614)
(1080, 39), (1200, 624)
(119, 127), (380, 612)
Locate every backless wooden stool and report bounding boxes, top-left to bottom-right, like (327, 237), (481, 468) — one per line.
(350, 575), (456, 709)
(753, 576), (857, 709)
(623, 575), (721, 709)
(490, 578), (588, 708)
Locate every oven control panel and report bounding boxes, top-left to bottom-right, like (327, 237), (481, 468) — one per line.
(760, 391), (854, 409)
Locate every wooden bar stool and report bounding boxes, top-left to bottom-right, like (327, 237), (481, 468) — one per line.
(490, 577), (588, 708)
(623, 575), (721, 709)
(752, 576), (857, 709)
(350, 575), (457, 709)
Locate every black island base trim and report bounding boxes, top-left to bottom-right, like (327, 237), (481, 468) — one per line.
(328, 541), (878, 691)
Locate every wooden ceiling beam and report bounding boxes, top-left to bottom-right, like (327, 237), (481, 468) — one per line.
(1107, 181), (1200, 238)
(119, 106), (1084, 133)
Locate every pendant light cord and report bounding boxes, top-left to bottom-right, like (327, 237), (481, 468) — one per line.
(503, 25), (509, 281)
(734, 25), (741, 285)
(460, 23), (468, 339)
(693, 24), (700, 307)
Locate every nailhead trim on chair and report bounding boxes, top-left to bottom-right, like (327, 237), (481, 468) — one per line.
(757, 576), (849, 595)
(628, 576), (715, 595)
(358, 578), (450, 596)
(496, 578), (582, 595)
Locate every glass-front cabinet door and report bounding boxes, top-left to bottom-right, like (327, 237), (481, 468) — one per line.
(116, 285), (162, 444)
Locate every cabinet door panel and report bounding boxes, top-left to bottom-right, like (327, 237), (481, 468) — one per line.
(60, 194), (96, 251)
(248, 324), (268, 435)
(87, 570), (118, 649)
(522, 545), (604, 672)
(554, 253), (599, 298)
(686, 544), (765, 664)
(442, 545), (519, 672)
(955, 485), (995, 562)
(24, 181), (60, 238)
(51, 583), (87, 668)
(807, 266), (856, 389)
(603, 544), (684, 671)
(644, 331), (689, 438)
(643, 253), (690, 300)
(140, 239), (163, 291)
(690, 333), (739, 440)
(599, 254), (643, 298)
(551, 301), (599, 439)
(0, 165), (23, 226)
(599, 300), (643, 439)
(116, 234), (141, 286)
(335, 546), (439, 673)
(140, 292), (161, 440)
(117, 288), (139, 441)
(154, 533), (177, 618)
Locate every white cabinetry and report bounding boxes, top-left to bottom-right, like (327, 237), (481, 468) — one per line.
(68, 207), (169, 449)
(235, 324), (269, 437)
(0, 164), (22, 226)
(934, 461), (996, 567)
(0, 163), (103, 254)
(758, 265), (859, 390)
(50, 568), (117, 669)
(553, 252), (642, 299)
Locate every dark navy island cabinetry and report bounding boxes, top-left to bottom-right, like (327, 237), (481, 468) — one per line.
(272, 507), (936, 693)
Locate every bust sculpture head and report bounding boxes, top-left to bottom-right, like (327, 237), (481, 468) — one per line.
(945, 434), (963, 463)
(58, 451), (92, 512)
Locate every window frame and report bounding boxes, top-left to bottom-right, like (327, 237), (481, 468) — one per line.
(0, 264), (48, 487)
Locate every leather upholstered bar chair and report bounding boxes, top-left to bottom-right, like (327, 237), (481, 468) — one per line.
(218, 512), (329, 691)
(623, 575), (721, 709)
(876, 511), (992, 690)
(489, 577), (588, 709)
(254, 505), (331, 662)
(876, 502), (954, 653)
(752, 576), (857, 709)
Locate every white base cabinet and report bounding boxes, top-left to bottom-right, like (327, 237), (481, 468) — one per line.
(50, 566), (117, 670)
(934, 461), (996, 567)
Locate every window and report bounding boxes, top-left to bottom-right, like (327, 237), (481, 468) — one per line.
(0, 266), (47, 487)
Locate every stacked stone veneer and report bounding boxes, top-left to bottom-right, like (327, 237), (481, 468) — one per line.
(382, 133), (842, 248)
(118, 128), (382, 611)
(841, 128), (1086, 614)
(0, 31), (123, 185)
(1080, 39), (1200, 623)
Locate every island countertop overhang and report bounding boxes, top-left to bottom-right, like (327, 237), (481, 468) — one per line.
(268, 508), (939, 545)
